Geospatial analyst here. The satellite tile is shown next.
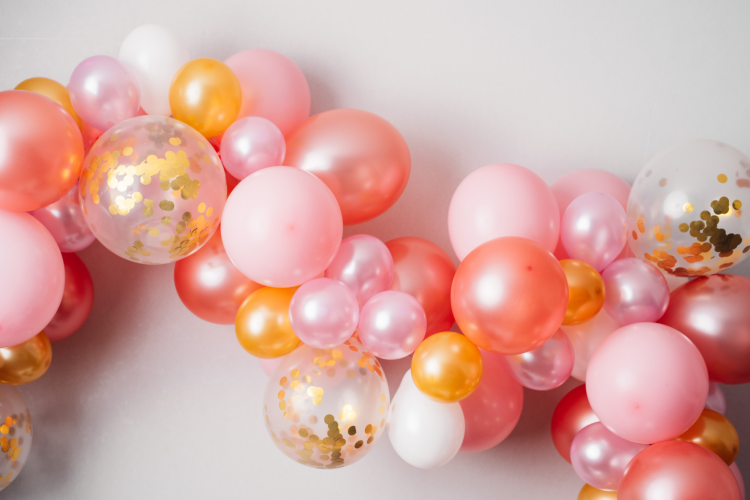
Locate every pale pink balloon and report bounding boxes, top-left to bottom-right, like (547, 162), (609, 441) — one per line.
(289, 278), (358, 349)
(602, 258), (670, 324)
(731, 463), (746, 500)
(705, 382), (727, 415)
(29, 183), (95, 253)
(561, 308), (622, 381)
(0, 210), (65, 347)
(561, 192), (627, 271)
(325, 234), (394, 307)
(587, 323), (709, 444)
(258, 357), (283, 377)
(358, 290), (426, 359)
(503, 329), (574, 390)
(448, 164), (560, 260)
(220, 117), (286, 180)
(221, 167), (342, 288)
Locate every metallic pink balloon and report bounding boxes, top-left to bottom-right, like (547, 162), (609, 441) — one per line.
(503, 329), (574, 390)
(325, 234), (394, 307)
(29, 183), (95, 253)
(561, 192), (627, 271)
(220, 116), (286, 180)
(705, 382), (727, 415)
(288, 278), (358, 349)
(357, 290), (426, 359)
(571, 422), (649, 491)
(731, 463), (746, 500)
(601, 258), (670, 325)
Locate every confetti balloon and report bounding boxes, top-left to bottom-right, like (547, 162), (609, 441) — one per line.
(675, 408), (739, 465)
(79, 115), (226, 264)
(0, 332), (52, 385)
(30, 183), (95, 253)
(0, 384), (33, 491)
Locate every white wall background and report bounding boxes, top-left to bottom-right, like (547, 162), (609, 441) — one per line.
(2, 0), (750, 498)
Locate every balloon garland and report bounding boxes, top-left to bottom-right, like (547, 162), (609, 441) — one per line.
(0, 23), (749, 499)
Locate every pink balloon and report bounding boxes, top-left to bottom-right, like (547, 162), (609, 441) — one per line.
(601, 258), (670, 324)
(561, 192), (627, 271)
(448, 164), (560, 260)
(587, 323), (708, 444)
(325, 234), (394, 307)
(288, 278), (359, 349)
(68, 55), (140, 132)
(358, 290), (427, 360)
(503, 329), (574, 390)
(0, 210), (65, 347)
(224, 49), (311, 136)
(29, 183), (95, 253)
(220, 117), (286, 180)
(561, 309), (622, 381)
(570, 422), (648, 491)
(731, 463), (746, 500)
(705, 382), (727, 415)
(221, 167), (342, 288)
(258, 356), (283, 377)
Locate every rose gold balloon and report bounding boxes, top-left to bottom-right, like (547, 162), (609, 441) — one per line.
(551, 384), (600, 463)
(0, 332), (52, 385)
(44, 253), (94, 342)
(675, 408), (739, 465)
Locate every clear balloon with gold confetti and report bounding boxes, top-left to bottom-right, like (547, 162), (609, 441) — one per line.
(0, 384), (32, 490)
(263, 338), (390, 469)
(79, 115), (226, 264)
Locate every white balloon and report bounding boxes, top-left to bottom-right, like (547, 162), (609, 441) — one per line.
(388, 370), (465, 469)
(119, 24), (190, 116)
(561, 309), (621, 381)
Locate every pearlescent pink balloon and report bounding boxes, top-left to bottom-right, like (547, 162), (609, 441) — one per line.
(705, 382), (727, 415)
(220, 117), (286, 180)
(562, 309), (622, 381)
(448, 164), (560, 260)
(325, 234), (394, 307)
(561, 192), (627, 271)
(503, 329), (574, 390)
(288, 278), (358, 349)
(570, 422), (648, 491)
(68, 55), (140, 132)
(358, 290), (427, 359)
(601, 258), (670, 325)
(29, 183), (95, 253)
(731, 463), (746, 500)
(587, 323), (709, 444)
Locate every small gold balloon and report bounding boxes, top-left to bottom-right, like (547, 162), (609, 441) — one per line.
(235, 287), (300, 359)
(0, 332), (52, 385)
(411, 332), (482, 403)
(561, 259), (605, 325)
(676, 408), (739, 465)
(578, 484), (617, 500)
(15, 77), (82, 129)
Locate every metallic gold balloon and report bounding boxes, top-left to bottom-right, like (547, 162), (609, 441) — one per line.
(169, 58), (242, 138)
(578, 484), (617, 500)
(676, 408), (739, 465)
(411, 332), (482, 403)
(0, 332), (52, 385)
(15, 77), (82, 129)
(235, 287), (300, 359)
(561, 259), (605, 325)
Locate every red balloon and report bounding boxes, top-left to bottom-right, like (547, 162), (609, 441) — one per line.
(619, 441), (741, 500)
(0, 90), (84, 212)
(551, 384), (600, 463)
(44, 253), (94, 342)
(174, 230), (263, 324)
(385, 237), (456, 336)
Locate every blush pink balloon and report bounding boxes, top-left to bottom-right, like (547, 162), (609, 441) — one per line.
(288, 278), (359, 349)
(601, 258), (670, 324)
(561, 192), (627, 271)
(357, 290), (427, 359)
(448, 164), (560, 260)
(221, 167), (343, 288)
(220, 117), (286, 180)
(325, 234), (394, 307)
(586, 323), (709, 444)
(731, 463), (746, 500)
(561, 309), (622, 381)
(503, 329), (574, 391)
(0, 210), (65, 347)
(29, 183), (95, 253)
(705, 382), (727, 415)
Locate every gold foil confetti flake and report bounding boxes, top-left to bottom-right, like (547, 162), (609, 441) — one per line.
(298, 428), (309, 438)
(354, 440), (363, 449)
(109, 204), (118, 215)
(278, 390), (285, 399)
(159, 200), (175, 211)
(122, 146), (133, 156)
(282, 438), (295, 449)
(308, 415), (318, 424)
(109, 134), (119, 142)
(683, 202), (694, 213)
(655, 232), (665, 242)
(307, 386), (324, 405)
(308, 433), (319, 443)
(291, 369), (300, 378)
(319, 454), (329, 461)
(160, 180), (171, 191)
(279, 401), (287, 411)
(711, 197), (731, 215)
(349, 345), (358, 352)
(198, 202), (206, 213)
(718, 174), (728, 183)
(380, 405), (385, 415)
(206, 207), (213, 218)
(744, 246), (750, 253)
(679, 223), (689, 233)
(169, 137), (182, 146)
(324, 414), (335, 425)
(659, 178), (668, 187)
(1, 425), (8, 435)
(182, 212), (191, 222)
(279, 376), (288, 386)
(347, 426), (357, 436)
(132, 191), (143, 203)
(381, 393), (386, 403)
(160, 216), (171, 226)
(303, 375), (311, 383)
(367, 436), (374, 444)
(107, 177), (118, 189)
(380, 418), (385, 428)
(203, 154), (211, 164)
(637, 220), (645, 233)
(290, 380), (301, 391)
(364, 424), (372, 434)
(140, 175), (152, 185)
(175, 221), (186, 234)
(146, 228), (159, 237)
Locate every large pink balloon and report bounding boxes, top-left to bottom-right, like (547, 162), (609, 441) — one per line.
(601, 258), (670, 325)
(448, 164), (560, 260)
(357, 290), (426, 360)
(220, 116), (286, 180)
(503, 329), (574, 391)
(288, 278), (358, 349)
(325, 234), (394, 307)
(0, 211), (65, 347)
(30, 183), (95, 253)
(586, 323), (708, 444)
(221, 167), (343, 288)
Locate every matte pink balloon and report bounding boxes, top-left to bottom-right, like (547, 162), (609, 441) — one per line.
(561, 309), (622, 381)
(601, 258), (670, 324)
(221, 167), (343, 288)
(448, 164), (560, 260)
(220, 117), (286, 180)
(0, 210), (65, 347)
(358, 290), (427, 359)
(29, 183), (95, 253)
(503, 329), (574, 390)
(705, 382), (727, 415)
(587, 323), (708, 444)
(731, 463), (746, 500)
(289, 278), (359, 349)
(325, 234), (394, 307)
(68, 55), (140, 132)
(561, 192), (627, 271)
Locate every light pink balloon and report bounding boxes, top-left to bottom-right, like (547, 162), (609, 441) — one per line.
(29, 183), (95, 253)
(731, 463), (746, 500)
(602, 258), (670, 325)
(0, 210), (65, 347)
(325, 234), (394, 307)
(561, 192), (627, 271)
(587, 323), (709, 444)
(705, 382), (727, 415)
(503, 329), (574, 390)
(448, 164), (560, 260)
(221, 167), (342, 288)
(358, 290), (426, 359)
(220, 117), (286, 180)
(288, 278), (358, 349)
(68, 55), (140, 132)
(562, 308), (622, 381)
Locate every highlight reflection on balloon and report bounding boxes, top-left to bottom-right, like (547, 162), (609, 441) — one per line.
(235, 287), (300, 359)
(30, 183), (95, 253)
(676, 408), (739, 465)
(0, 332), (52, 385)
(0, 384), (33, 491)
(411, 332), (482, 403)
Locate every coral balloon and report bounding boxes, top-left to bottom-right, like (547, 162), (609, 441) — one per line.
(81, 120), (104, 155)
(288, 278), (359, 349)
(676, 408), (739, 465)
(560, 259), (605, 325)
(561, 193), (627, 271)
(578, 484), (618, 500)
(562, 309), (622, 381)
(220, 117), (286, 180)
(43, 253), (94, 342)
(357, 291), (426, 359)
(30, 183), (95, 253)
(284, 109), (411, 225)
(411, 332), (482, 403)
(504, 329), (574, 390)
(551, 385), (600, 463)
(0, 384), (33, 490)
(325, 234), (394, 307)
(602, 258), (669, 325)
(732, 463), (747, 500)
(235, 287), (300, 359)
(15, 76), (82, 129)
(706, 382), (727, 415)
(452, 236), (568, 354)
(0, 332), (52, 385)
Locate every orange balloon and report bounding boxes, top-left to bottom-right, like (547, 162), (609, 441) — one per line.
(0, 332), (52, 385)
(15, 77), (82, 129)
(676, 408), (739, 465)
(411, 332), (483, 403)
(235, 287), (300, 359)
(578, 484), (617, 499)
(561, 259), (605, 325)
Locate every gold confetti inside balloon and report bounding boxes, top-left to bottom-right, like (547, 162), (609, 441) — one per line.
(263, 338), (390, 469)
(0, 384), (33, 491)
(79, 115), (226, 264)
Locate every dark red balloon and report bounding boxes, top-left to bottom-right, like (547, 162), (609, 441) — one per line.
(44, 252), (94, 342)
(551, 384), (599, 463)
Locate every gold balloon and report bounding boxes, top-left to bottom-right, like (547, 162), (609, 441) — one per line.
(235, 287), (300, 359)
(578, 484), (617, 500)
(561, 259), (605, 325)
(0, 332), (52, 385)
(169, 58), (242, 139)
(676, 408), (739, 465)
(411, 332), (482, 403)
(15, 77), (82, 129)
